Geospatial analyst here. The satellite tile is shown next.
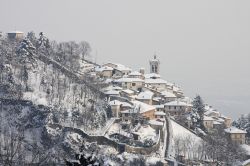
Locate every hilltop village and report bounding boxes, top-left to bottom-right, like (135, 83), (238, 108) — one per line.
(0, 30), (250, 165)
(90, 55), (250, 164)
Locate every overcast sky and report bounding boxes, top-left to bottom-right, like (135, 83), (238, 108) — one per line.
(1, 0), (250, 119)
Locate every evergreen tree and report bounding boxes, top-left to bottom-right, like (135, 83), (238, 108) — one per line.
(192, 95), (205, 130)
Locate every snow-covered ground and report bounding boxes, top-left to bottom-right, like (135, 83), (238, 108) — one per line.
(170, 119), (202, 143)
(136, 125), (157, 142)
(241, 144), (250, 156)
(170, 119), (203, 160)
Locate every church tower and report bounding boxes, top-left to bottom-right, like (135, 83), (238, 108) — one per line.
(149, 54), (160, 74)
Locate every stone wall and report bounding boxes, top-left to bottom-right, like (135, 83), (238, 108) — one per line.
(49, 123), (161, 155)
(124, 131), (161, 155)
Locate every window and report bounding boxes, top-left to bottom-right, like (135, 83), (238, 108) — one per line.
(174, 106), (176, 109)
(132, 83), (136, 86)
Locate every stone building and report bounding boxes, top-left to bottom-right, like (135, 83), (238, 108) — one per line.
(164, 100), (192, 116)
(7, 31), (24, 40)
(224, 126), (247, 144)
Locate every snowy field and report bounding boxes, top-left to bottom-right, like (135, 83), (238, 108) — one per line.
(170, 119), (203, 160)
(170, 119), (202, 143)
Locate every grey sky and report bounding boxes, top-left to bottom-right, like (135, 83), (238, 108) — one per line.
(1, 0), (250, 119)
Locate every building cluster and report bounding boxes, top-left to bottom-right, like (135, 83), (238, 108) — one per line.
(92, 55), (249, 145)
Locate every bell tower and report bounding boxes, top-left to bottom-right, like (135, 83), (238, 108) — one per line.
(149, 54), (160, 74)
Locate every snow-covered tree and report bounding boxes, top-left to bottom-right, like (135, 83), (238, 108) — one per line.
(191, 95), (206, 131)
(233, 113), (250, 139)
(79, 41), (91, 61)
(204, 128), (247, 164)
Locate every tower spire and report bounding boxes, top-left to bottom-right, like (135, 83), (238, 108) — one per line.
(149, 54), (160, 74)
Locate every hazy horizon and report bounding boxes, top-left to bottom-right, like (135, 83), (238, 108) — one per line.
(1, 0), (250, 119)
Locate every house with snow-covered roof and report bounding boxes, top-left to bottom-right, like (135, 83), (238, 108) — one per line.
(220, 115), (232, 128)
(136, 90), (154, 105)
(164, 100), (192, 116)
(7, 30), (24, 40)
(203, 115), (214, 131)
(104, 90), (120, 97)
(154, 111), (166, 119)
(145, 78), (167, 90)
(160, 90), (177, 102)
(224, 126), (247, 144)
(103, 63), (132, 77)
(109, 100), (133, 117)
(114, 77), (144, 91)
(128, 71), (144, 79)
(120, 100), (156, 121)
(95, 66), (113, 78)
(120, 89), (135, 98)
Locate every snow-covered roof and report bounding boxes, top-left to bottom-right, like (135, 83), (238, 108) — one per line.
(173, 86), (182, 92)
(153, 97), (161, 101)
(115, 77), (145, 83)
(149, 120), (164, 126)
(145, 78), (167, 84)
(8, 31), (24, 34)
(104, 79), (113, 83)
(154, 111), (166, 116)
(213, 121), (222, 125)
(121, 89), (134, 94)
(137, 91), (154, 100)
(133, 100), (155, 113)
(104, 90), (120, 95)
(144, 73), (161, 79)
(203, 116), (214, 121)
(109, 100), (132, 107)
(103, 85), (122, 92)
(161, 90), (176, 98)
(153, 105), (164, 109)
(204, 109), (220, 116)
(224, 126), (247, 134)
(136, 125), (157, 142)
(180, 97), (193, 104)
(115, 64), (131, 71)
(95, 66), (113, 72)
(220, 114), (231, 120)
(164, 101), (192, 107)
(121, 102), (133, 108)
(166, 82), (174, 87)
(103, 62), (131, 71)
(216, 118), (225, 123)
(128, 71), (142, 76)
(109, 100), (122, 106)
